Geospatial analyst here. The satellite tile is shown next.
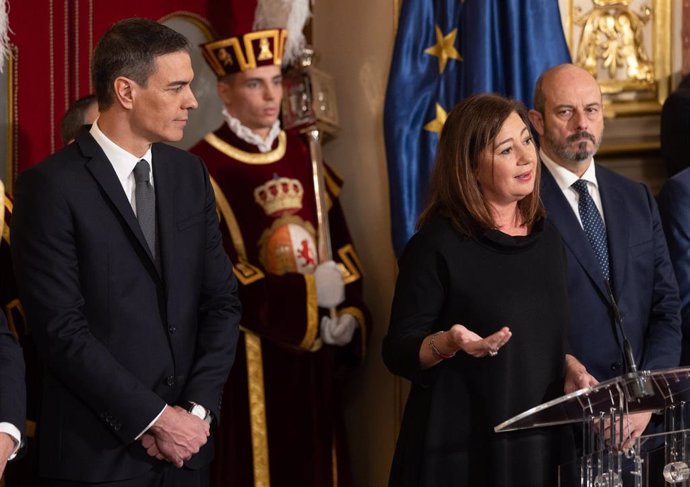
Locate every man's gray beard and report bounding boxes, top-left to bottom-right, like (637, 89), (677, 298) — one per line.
(546, 135), (599, 164)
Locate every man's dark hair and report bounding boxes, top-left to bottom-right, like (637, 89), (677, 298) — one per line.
(60, 94), (97, 145)
(91, 18), (190, 109)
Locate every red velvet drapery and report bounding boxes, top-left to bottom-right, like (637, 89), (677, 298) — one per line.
(5, 0), (256, 190)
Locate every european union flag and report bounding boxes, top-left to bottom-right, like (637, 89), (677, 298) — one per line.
(384, 0), (571, 256)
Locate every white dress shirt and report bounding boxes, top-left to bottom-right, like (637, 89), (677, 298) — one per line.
(540, 149), (607, 229)
(89, 121), (153, 214)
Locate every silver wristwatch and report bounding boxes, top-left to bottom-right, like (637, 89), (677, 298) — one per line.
(186, 402), (212, 424)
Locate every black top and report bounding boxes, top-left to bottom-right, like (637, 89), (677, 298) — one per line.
(383, 213), (575, 487)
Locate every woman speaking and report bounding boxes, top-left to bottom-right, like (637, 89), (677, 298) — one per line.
(383, 94), (595, 487)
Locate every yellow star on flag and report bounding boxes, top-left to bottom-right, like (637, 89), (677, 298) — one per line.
(424, 103), (448, 134)
(424, 26), (462, 74)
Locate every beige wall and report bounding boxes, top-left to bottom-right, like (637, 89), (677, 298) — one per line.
(313, 1), (402, 486)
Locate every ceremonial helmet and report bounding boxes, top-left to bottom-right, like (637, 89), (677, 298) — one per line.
(200, 0), (310, 78)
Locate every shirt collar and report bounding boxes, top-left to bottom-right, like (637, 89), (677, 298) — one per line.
(89, 120), (153, 185)
(540, 149), (599, 192)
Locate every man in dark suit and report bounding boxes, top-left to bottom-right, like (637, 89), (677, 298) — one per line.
(527, 63), (681, 450)
(0, 307), (25, 478)
(661, 74), (690, 177)
(60, 94), (98, 146)
(11, 18), (241, 486)
(658, 168), (690, 364)
(1, 180), (26, 480)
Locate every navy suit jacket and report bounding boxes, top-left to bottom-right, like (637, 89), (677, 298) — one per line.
(661, 75), (690, 177)
(658, 167), (690, 364)
(540, 164), (681, 381)
(11, 130), (242, 482)
(0, 309), (25, 445)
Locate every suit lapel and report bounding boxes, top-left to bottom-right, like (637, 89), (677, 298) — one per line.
(79, 133), (161, 279)
(540, 165), (609, 298)
(597, 169), (629, 298)
(151, 144), (175, 284)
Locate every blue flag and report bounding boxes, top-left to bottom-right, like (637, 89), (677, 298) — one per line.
(384, 0), (571, 256)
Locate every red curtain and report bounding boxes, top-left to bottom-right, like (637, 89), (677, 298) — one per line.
(5, 0), (256, 184)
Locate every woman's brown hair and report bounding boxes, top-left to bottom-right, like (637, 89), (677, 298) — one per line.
(417, 93), (544, 237)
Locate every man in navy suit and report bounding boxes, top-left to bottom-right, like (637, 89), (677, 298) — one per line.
(661, 74), (690, 177)
(527, 64), (681, 450)
(0, 307), (24, 479)
(11, 18), (241, 486)
(658, 169), (690, 364)
(0, 181), (26, 480)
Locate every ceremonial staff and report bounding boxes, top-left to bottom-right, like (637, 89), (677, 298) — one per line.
(282, 47), (341, 320)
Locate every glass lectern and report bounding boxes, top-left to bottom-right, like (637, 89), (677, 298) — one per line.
(495, 367), (690, 487)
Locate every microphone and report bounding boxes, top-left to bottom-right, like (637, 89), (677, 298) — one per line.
(605, 280), (652, 400)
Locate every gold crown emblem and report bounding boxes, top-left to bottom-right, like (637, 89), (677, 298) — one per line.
(201, 29), (287, 78)
(254, 177), (304, 217)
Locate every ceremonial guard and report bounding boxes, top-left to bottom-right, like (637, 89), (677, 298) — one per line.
(190, 21), (369, 487)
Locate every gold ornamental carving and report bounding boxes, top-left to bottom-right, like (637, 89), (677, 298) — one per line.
(562, 0), (671, 116)
(575, 0), (654, 90)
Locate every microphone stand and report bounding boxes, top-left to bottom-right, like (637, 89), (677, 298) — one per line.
(605, 281), (653, 401)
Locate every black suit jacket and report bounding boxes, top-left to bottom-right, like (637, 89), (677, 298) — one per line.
(661, 75), (690, 177)
(0, 309), (25, 446)
(11, 131), (241, 482)
(540, 164), (681, 381)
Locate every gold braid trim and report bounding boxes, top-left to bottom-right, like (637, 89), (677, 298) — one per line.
(4, 299), (24, 338)
(4, 194), (12, 212)
(245, 332), (271, 487)
(25, 420), (36, 439)
(337, 244), (363, 285)
(210, 177), (270, 486)
(299, 274), (319, 350)
(210, 177), (247, 260)
(210, 177), (265, 285)
(204, 131), (287, 165)
(324, 167), (342, 198)
(338, 306), (367, 358)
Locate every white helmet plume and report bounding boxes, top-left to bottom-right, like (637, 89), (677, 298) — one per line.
(253, 0), (311, 66)
(0, 0), (10, 73)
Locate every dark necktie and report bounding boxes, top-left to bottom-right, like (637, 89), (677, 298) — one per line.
(133, 160), (156, 259)
(572, 179), (610, 281)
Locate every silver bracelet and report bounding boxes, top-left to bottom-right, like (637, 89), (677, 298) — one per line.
(429, 331), (455, 360)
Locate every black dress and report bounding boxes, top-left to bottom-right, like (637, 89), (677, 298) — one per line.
(383, 214), (575, 487)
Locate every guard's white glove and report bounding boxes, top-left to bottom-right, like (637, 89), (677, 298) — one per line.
(314, 260), (345, 308)
(320, 313), (357, 346)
